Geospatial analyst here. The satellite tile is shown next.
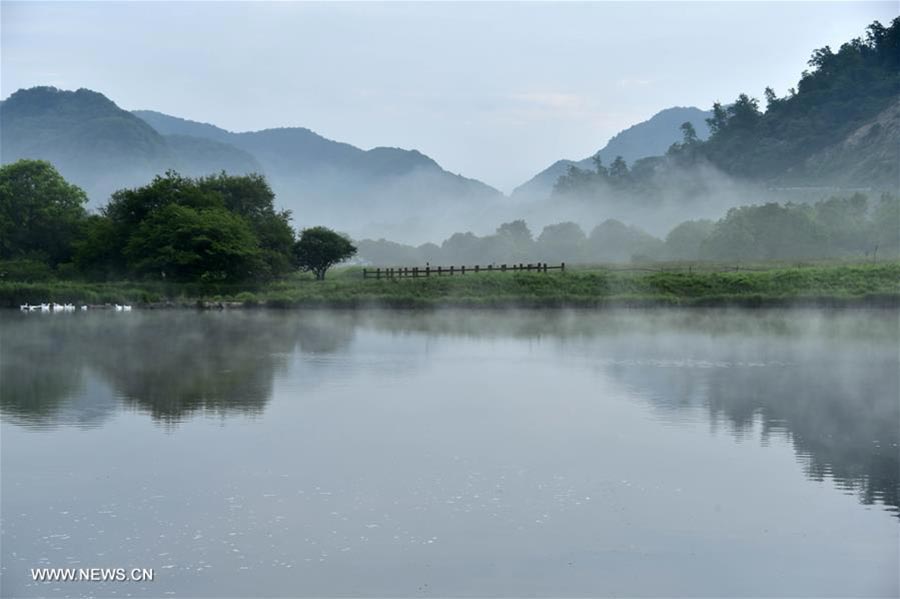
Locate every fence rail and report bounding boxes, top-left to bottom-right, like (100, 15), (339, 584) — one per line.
(363, 262), (565, 279)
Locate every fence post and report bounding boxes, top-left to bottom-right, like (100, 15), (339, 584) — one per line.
(561, 262), (565, 272)
(376, 268), (381, 279)
(461, 265), (466, 275)
(488, 264), (493, 272)
(426, 266), (430, 277)
(438, 266), (442, 276)
(502, 264), (507, 271)
(543, 262), (548, 273)
(475, 265), (479, 273)
(363, 268), (367, 279)
(450, 265), (455, 276)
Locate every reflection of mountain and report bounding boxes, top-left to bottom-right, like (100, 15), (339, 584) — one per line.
(0, 312), (356, 426)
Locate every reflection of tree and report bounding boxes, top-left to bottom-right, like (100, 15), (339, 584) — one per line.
(0, 316), (87, 425)
(705, 362), (899, 515)
(354, 309), (899, 520)
(610, 350), (899, 520)
(0, 312), (356, 425)
(88, 313), (297, 423)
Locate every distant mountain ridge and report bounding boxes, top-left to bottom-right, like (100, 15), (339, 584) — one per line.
(0, 87), (262, 201)
(132, 110), (469, 180)
(512, 106), (712, 201)
(131, 109), (502, 240)
(0, 87), (502, 242)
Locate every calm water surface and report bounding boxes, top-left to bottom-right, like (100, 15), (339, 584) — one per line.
(1, 309), (898, 597)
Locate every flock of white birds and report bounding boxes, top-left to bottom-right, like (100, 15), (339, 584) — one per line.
(19, 303), (133, 312)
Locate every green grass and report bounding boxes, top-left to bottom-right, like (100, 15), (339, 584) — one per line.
(1, 262), (898, 309)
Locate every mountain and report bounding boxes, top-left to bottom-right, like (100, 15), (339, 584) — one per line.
(0, 87), (261, 202)
(511, 106), (712, 201)
(0, 87), (172, 200)
(787, 97), (900, 189)
(131, 109), (503, 241)
(679, 18), (900, 189)
(0, 87), (261, 206)
(0, 87), (503, 243)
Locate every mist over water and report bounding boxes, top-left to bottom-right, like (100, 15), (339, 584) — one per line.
(1, 309), (897, 597)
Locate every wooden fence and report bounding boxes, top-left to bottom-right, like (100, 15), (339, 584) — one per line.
(363, 262), (565, 279)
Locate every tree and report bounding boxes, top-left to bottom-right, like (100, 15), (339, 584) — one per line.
(591, 153), (609, 177)
(441, 231), (483, 264)
(664, 219), (715, 260)
(608, 156), (630, 182)
(588, 219), (663, 262)
(91, 171), (297, 281)
(536, 222), (586, 263)
(197, 172), (296, 278)
(680, 122), (698, 145)
(0, 159), (88, 265)
(494, 220), (534, 262)
(706, 102), (729, 135)
(124, 204), (263, 282)
(293, 226), (357, 280)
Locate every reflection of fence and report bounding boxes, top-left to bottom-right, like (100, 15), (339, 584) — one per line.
(362, 262), (565, 279)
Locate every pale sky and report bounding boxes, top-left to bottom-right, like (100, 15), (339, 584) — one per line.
(1, 1), (896, 192)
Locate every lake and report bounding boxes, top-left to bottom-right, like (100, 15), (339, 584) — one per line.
(1, 309), (898, 597)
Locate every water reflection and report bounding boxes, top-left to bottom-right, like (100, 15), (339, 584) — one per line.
(0, 312), (356, 426)
(1, 308), (897, 522)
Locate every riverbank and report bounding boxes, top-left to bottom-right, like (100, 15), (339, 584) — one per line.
(2, 262), (899, 309)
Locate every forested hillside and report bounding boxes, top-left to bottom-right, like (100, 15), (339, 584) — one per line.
(555, 18), (899, 201)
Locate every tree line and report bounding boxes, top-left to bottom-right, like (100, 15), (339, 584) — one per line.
(0, 160), (356, 282)
(357, 193), (900, 266)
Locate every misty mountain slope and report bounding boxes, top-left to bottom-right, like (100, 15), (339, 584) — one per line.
(132, 109), (237, 145)
(164, 134), (263, 177)
(132, 108), (503, 241)
(135, 108), (497, 188)
(0, 87), (503, 242)
(0, 87), (261, 204)
(512, 106), (712, 201)
(0, 87), (173, 199)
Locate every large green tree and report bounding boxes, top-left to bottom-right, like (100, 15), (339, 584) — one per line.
(82, 170), (296, 282)
(197, 172), (297, 277)
(0, 159), (88, 265)
(124, 204), (263, 282)
(293, 226), (357, 280)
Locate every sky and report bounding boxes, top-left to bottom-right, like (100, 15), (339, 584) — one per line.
(1, 1), (896, 193)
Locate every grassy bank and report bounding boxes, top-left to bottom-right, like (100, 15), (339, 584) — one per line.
(2, 262), (899, 309)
